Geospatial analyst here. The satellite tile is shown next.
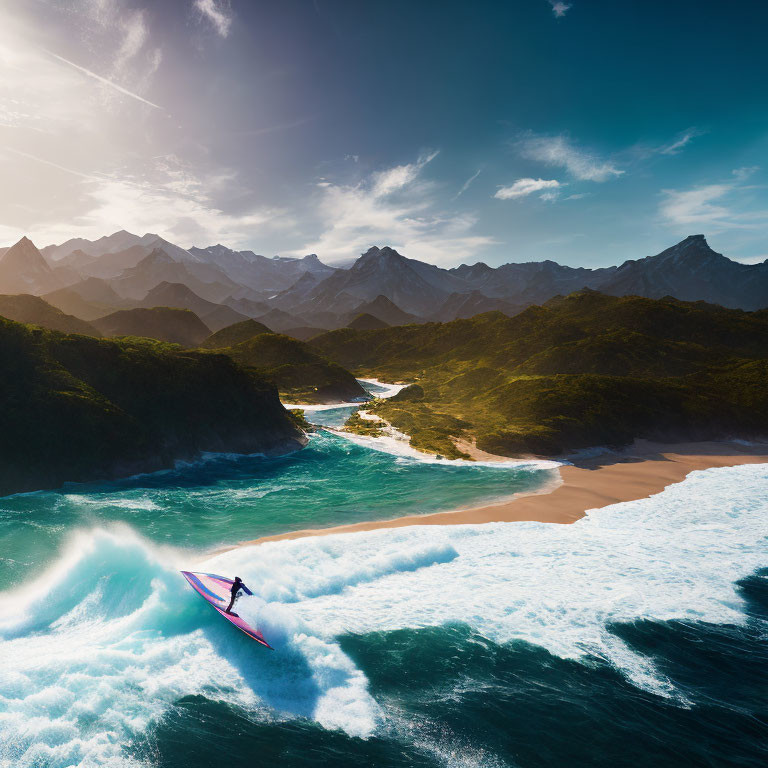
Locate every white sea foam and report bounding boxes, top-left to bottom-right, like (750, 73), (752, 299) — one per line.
(282, 378), (407, 411)
(283, 401), (366, 412)
(329, 421), (561, 470)
(1, 464), (767, 766)
(356, 378), (409, 399)
(0, 527), (380, 767)
(210, 463), (768, 696)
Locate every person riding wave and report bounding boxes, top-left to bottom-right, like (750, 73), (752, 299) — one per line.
(225, 576), (248, 614)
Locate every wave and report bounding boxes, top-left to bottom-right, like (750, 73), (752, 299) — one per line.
(211, 462), (768, 699)
(2, 463), (767, 766)
(0, 527), (382, 768)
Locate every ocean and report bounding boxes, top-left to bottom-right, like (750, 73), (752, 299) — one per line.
(0, 381), (766, 767)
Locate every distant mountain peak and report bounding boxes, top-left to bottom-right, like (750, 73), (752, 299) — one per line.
(354, 246), (409, 272)
(651, 234), (723, 266)
(145, 280), (198, 298)
(369, 294), (400, 307)
(2, 236), (50, 269)
(359, 245), (401, 260)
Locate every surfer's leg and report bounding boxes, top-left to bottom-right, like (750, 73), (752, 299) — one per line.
(225, 596), (235, 613)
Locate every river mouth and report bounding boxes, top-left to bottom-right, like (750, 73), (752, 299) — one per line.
(0, 380), (555, 586)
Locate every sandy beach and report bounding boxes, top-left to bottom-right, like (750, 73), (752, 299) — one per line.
(231, 439), (768, 548)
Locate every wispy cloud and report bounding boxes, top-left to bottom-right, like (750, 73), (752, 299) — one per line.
(660, 169), (768, 232)
(113, 9), (149, 73)
(0, 150), (287, 248)
(495, 178), (560, 200)
(42, 48), (162, 110)
(733, 166), (760, 181)
(454, 168), (482, 198)
(195, 0), (233, 38)
(548, 1), (572, 18)
(520, 134), (622, 182)
(659, 127), (705, 156)
(295, 152), (494, 265)
(371, 150), (439, 197)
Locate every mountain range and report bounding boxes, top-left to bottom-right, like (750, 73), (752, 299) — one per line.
(1, 231), (767, 336)
(313, 291), (768, 457)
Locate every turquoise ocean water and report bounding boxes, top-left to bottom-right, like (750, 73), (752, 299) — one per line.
(1, 381), (766, 767)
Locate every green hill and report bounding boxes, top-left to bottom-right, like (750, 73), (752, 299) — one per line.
(200, 318), (272, 348)
(0, 294), (99, 336)
(347, 312), (390, 330)
(312, 291), (768, 457)
(221, 333), (368, 403)
(0, 317), (306, 495)
(93, 307), (211, 346)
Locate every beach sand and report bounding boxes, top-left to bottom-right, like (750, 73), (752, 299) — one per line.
(229, 439), (768, 549)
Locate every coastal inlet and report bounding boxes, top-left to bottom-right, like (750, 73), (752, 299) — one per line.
(0, 380), (556, 586)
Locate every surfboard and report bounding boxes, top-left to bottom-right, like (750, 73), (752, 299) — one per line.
(181, 570), (273, 649)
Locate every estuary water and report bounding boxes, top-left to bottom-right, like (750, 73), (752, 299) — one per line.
(0, 381), (766, 767)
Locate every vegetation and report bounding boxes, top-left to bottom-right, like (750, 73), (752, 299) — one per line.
(0, 294), (99, 336)
(219, 332), (368, 403)
(0, 317), (305, 495)
(200, 318), (272, 348)
(347, 312), (390, 330)
(311, 291), (768, 456)
(343, 411), (385, 437)
(93, 307), (211, 346)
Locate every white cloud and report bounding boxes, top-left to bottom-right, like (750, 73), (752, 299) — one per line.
(0, 150), (288, 248)
(454, 168), (482, 198)
(660, 184), (733, 228)
(733, 166), (760, 181)
(495, 178), (560, 200)
(294, 152), (495, 265)
(548, 1), (572, 17)
(0, 4), (250, 250)
(659, 127), (704, 156)
(114, 9), (149, 72)
(371, 150), (439, 197)
(195, 0), (233, 38)
(660, 173), (768, 232)
(520, 134), (623, 182)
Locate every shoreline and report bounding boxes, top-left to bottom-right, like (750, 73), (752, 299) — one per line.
(225, 439), (768, 549)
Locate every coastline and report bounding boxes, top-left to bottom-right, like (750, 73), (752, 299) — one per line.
(226, 439), (768, 549)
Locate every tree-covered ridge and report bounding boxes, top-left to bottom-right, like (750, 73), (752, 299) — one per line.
(0, 317), (306, 495)
(220, 332), (368, 404)
(312, 291), (768, 457)
(0, 293), (100, 336)
(200, 318), (272, 348)
(92, 306), (211, 346)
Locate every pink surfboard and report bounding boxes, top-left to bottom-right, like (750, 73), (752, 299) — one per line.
(181, 570), (274, 649)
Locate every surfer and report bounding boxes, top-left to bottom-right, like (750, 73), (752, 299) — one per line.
(225, 576), (247, 614)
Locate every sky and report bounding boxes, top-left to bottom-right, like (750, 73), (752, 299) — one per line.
(1, 0), (767, 267)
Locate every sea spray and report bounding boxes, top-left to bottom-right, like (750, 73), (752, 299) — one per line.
(0, 527), (379, 768)
(207, 463), (768, 696)
(2, 464), (767, 766)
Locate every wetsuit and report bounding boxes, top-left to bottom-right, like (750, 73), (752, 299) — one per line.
(225, 579), (245, 614)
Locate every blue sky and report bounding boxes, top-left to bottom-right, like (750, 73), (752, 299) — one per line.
(1, 0), (767, 266)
